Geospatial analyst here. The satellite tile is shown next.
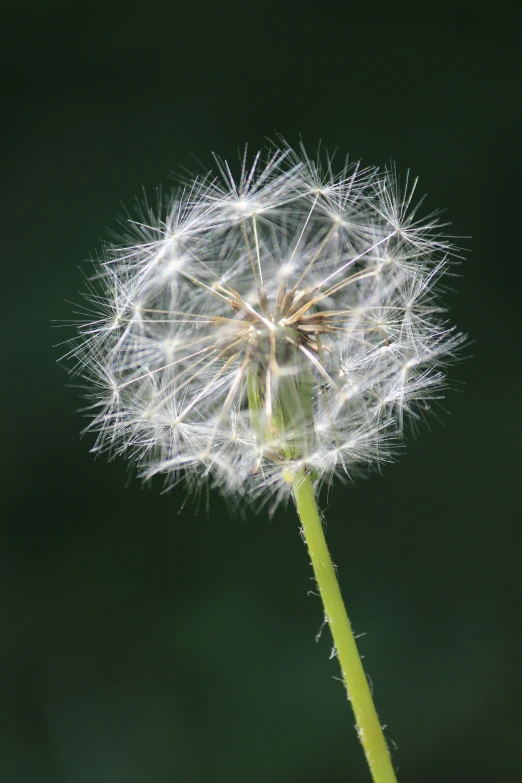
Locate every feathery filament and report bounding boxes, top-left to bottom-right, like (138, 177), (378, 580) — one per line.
(66, 145), (465, 506)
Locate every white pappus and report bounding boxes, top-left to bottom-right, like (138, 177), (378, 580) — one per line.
(65, 144), (465, 508)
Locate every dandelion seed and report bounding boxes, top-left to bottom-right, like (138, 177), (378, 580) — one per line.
(65, 143), (464, 508)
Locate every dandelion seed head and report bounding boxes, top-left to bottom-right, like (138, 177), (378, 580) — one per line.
(66, 143), (465, 508)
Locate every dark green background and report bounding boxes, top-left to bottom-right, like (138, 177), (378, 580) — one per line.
(3, 3), (521, 781)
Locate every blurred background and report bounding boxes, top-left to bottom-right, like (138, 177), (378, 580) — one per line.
(2, 2), (521, 781)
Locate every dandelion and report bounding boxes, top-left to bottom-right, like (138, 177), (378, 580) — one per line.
(65, 143), (465, 783)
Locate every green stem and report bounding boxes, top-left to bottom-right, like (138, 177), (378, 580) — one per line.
(291, 470), (398, 783)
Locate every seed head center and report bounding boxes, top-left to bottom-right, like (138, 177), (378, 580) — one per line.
(218, 283), (331, 367)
